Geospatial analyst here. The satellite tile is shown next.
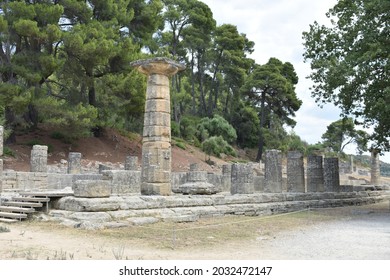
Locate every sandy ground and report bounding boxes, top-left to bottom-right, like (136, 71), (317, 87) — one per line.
(1, 201), (389, 260)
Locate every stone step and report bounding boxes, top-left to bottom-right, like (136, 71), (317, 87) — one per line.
(2, 201), (43, 208)
(0, 212), (28, 219)
(12, 197), (50, 203)
(19, 191), (73, 197)
(0, 217), (18, 223)
(0, 206), (36, 214)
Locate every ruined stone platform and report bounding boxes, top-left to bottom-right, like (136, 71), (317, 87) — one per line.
(46, 190), (390, 229)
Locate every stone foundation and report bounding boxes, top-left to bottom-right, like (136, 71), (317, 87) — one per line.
(50, 191), (390, 229)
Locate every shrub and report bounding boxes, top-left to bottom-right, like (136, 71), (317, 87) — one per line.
(197, 115), (237, 144)
(202, 136), (236, 158)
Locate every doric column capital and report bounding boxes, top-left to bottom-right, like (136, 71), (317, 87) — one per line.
(131, 57), (185, 76)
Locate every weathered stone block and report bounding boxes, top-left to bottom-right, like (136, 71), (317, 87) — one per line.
(145, 99), (170, 113)
(307, 155), (324, 192)
(324, 157), (340, 192)
(73, 180), (111, 198)
(141, 182), (171, 196)
(67, 152), (82, 174)
(187, 171), (208, 182)
(264, 150), (283, 193)
(143, 125), (171, 138)
(30, 145), (48, 172)
(175, 182), (220, 195)
(102, 170), (141, 195)
(287, 151), (305, 193)
(124, 156), (139, 171)
(231, 163), (254, 194)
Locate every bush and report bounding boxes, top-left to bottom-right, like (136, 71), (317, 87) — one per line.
(202, 136), (237, 158)
(3, 146), (16, 157)
(197, 115), (237, 144)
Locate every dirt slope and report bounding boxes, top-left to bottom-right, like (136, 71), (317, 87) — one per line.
(3, 128), (231, 172)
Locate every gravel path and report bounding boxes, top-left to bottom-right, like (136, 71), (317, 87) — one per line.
(255, 205), (390, 259)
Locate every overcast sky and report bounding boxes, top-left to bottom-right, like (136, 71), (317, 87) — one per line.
(200, 0), (390, 163)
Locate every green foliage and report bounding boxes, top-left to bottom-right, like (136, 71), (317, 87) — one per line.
(321, 118), (368, 154)
(303, 0), (390, 151)
(230, 103), (260, 148)
(196, 115), (237, 144)
(202, 136), (236, 158)
(36, 97), (98, 140)
(3, 146), (16, 157)
(242, 57), (302, 160)
(173, 138), (187, 150)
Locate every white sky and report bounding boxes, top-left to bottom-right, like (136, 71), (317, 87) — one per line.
(200, 0), (390, 163)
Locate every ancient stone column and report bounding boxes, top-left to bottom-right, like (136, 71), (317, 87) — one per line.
(222, 164), (232, 192)
(306, 155), (324, 192)
(131, 57), (185, 195)
(67, 152), (82, 174)
(125, 156), (139, 171)
(324, 157), (340, 192)
(264, 150), (282, 193)
(175, 163), (219, 195)
(231, 163), (254, 194)
(287, 151), (305, 192)
(370, 149), (381, 186)
(30, 145), (48, 172)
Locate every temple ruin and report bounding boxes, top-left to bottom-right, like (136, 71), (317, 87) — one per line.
(0, 57), (389, 227)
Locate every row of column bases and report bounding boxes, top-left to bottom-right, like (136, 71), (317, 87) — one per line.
(229, 150), (340, 194)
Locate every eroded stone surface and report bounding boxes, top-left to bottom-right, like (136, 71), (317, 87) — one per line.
(73, 180), (111, 198)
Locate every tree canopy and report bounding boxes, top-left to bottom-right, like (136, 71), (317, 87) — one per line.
(1, 0), (308, 161)
(303, 0), (390, 151)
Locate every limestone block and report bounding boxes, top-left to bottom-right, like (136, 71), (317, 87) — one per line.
(143, 125), (171, 139)
(145, 99), (170, 113)
(174, 182), (220, 195)
(73, 180), (111, 198)
(30, 145), (48, 172)
(171, 172), (187, 191)
(127, 217), (159, 226)
(142, 168), (170, 183)
(187, 171), (208, 182)
(254, 176), (264, 192)
(144, 112), (170, 126)
(231, 163), (254, 194)
(222, 164), (232, 192)
(264, 150), (283, 193)
(287, 151), (305, 193)
(72, 174), (103, 182)
(68, 211), (112, 223)
(102, 170), (141, 195)
(146, 83), (170, 99)
(53, 196), (121, 212)
(147, 72), (170, 86)
(324, 157), (340, 192)
(67, 152), (82, 174)
(207, 173), (223, 191)
(124, 156), (139, 171)
(141, 182), (171, 196)
(307, 155), (324, 192)
(142, 146), (171, 170)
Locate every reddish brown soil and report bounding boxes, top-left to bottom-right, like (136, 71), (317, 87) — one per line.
(3, 127), (231, 172)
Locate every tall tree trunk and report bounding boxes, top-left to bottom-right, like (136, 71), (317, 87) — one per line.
(5, 106), (16, 144)
(256, 90), (266, 162)
(190, 53), (196, 114)
(197, 53), (207, 115)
